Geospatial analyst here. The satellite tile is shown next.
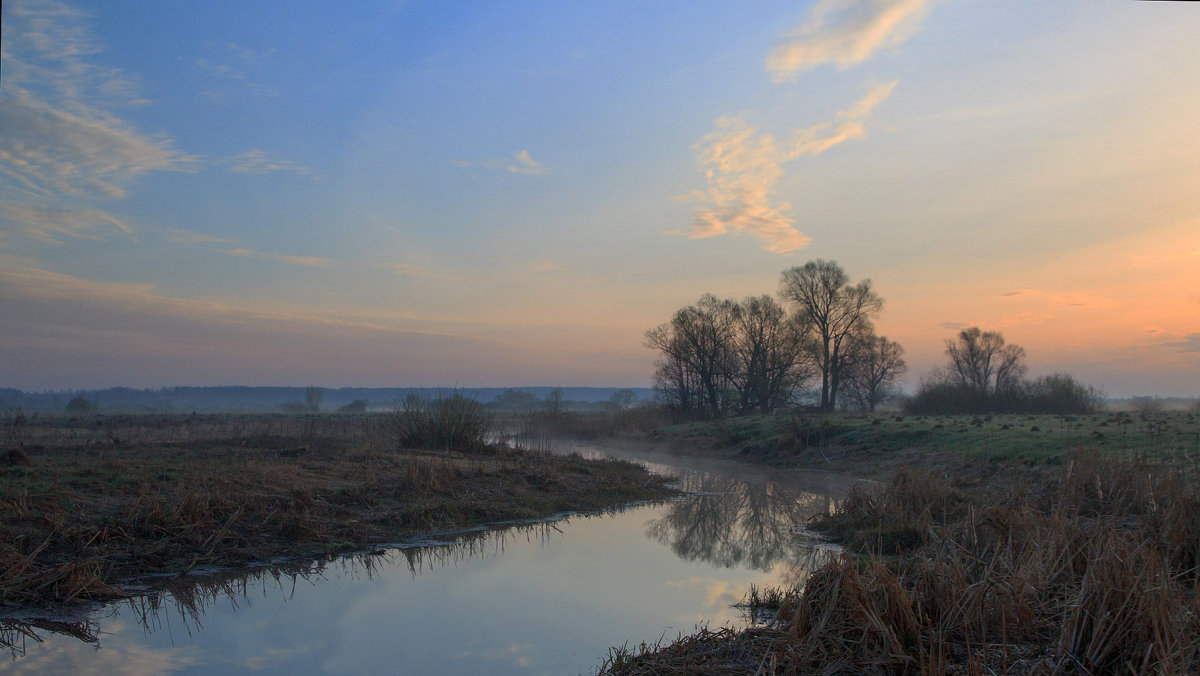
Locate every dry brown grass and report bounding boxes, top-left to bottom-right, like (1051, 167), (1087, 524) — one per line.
(601, 449), (1200, 675)
(0, 413), (675, 607)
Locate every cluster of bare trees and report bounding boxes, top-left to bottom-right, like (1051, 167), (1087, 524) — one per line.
(646, 260), (906, 417)
(908, 327), (1102, 414)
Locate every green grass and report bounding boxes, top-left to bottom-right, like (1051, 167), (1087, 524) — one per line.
(654, 410), (1200, 469)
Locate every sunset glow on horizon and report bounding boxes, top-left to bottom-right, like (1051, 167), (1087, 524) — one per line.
(2, 0), (1197, 397)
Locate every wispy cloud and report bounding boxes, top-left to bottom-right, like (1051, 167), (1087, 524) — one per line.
(453, 150), (548, 176)
(159, 228), (236, 246)
(1165, 334), (1200, 353)
(0, 201), (133, 242)
(767, 0), (932, 82)
(506, 149), (545, 175)
(225, 149), (318, 176)
(528, 259), (563, 272)
(679, 82), (896, 254)
(939, 321), (968, 330)
(0, 0), (193, 199)
(1, 0), (147, 108)
(0, 262), (616, 389)
(194, 41), (277, 100)
(0, 94), (193, 199)
(1000, 289), (1043, 298)
(386, 263), (425, 276)
(376, 262), (461, 282)
(219, 247), (332, 268)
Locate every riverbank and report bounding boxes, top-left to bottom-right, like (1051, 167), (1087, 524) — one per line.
(599, 412), (1200, 674)
(649, 410), (1199, 477)
(0, 413), (676, 607)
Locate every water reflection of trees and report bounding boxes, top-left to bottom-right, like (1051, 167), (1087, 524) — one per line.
(646, 471), (841, 587)
(1, 521), (563, 657)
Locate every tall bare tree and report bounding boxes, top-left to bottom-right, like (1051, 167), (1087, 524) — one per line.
(645, 295), (737, 418)
(842, 331), (906, 412)
(305, 386), (323, 412)
(729, 295), (812, 414)
(647, 294), (816, 418)
(779, 260), (884, 412)
(945, 327), (1026, 396)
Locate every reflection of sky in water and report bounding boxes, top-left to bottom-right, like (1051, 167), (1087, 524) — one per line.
(3, 447), (856, 675)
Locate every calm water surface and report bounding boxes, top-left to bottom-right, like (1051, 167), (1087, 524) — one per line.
(2, 443), (858, 675)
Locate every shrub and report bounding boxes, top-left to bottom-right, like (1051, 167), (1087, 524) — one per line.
(1131, 396), (1164, 416)
(338, 399), (369, 413)
(905, 374), (1102, 415)
(904, 381), (993, 415)
(65, 396), (97, 415)
(1025, 373), (1103, 414)
(389, 392), (491, 452)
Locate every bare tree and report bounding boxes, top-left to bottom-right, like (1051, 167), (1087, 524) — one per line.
(544, 387), (565, 415)
(650, 348), (702, 417)
(646, 295), (738, 418)
(909, 328), (1099, 415)
(945, 327), (1026, 396)
(607, 388), (637, 410)
(779, 260), (884, 412)
(729, 295), (813, 414)
(842, 331), (906, 412)
(305, 386), (323, 412)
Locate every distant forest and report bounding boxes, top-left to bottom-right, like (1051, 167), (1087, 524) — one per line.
(0, 386), (655, 414)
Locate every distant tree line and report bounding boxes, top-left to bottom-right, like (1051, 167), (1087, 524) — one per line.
(646, 260), (906, 417)
(906, 327), (1103, 415)
(486, 387), (642, 413)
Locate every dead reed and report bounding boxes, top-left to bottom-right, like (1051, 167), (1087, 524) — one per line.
(0, 412), (675, 607)
(602, 448), (1200, 675)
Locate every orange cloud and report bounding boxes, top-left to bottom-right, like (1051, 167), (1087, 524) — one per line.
(766, 0), (932, 81)
(999, 289), (1043, 298)
(680, 82), (896, 254)
(220, 247), (332, 267)
(528, 259), (563, 272)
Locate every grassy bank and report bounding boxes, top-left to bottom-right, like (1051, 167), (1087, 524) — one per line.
(601, 443), (1200, 673)
(653, 410), (1200, 476)
(0, 412), (675, 607)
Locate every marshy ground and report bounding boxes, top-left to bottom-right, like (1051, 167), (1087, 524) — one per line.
(601, 410), (1200, 674)
(0, 412), (675, 607)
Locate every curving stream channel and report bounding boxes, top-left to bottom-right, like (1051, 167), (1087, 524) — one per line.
(2, 441), (859, 675)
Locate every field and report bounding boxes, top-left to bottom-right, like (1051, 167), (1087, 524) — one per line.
(0, 412), (675, 607)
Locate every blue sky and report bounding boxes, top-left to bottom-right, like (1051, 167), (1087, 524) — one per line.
(2, 0), (1198, 395)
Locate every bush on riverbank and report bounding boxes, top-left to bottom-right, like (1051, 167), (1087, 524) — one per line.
(389, 392), (492, 452)
(905, 373), (1104, 416)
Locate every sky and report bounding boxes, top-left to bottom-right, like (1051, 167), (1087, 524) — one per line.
(1, 0), (1198, 396)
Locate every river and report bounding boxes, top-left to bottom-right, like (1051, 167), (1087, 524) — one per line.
(1, 441), (858, 675)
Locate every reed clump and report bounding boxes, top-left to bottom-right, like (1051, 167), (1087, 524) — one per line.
(601, 449), (1200, 675)
(388, 393), (493, 453)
